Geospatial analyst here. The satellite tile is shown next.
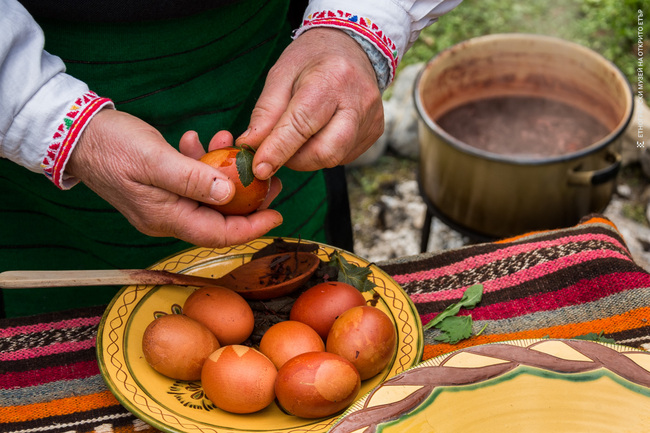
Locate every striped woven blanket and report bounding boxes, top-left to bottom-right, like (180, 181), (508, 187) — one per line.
(378, 214), (650, 360)
(2, 214), (649, 432)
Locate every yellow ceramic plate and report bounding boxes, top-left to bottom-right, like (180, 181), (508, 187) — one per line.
(330, 338), (650, 432)
(96, 237), (423, 433)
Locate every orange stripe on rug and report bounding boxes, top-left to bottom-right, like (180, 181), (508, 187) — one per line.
(494, 216), (620, 245)
(422, 306), (650, 360)
(1, 389), (119, 422)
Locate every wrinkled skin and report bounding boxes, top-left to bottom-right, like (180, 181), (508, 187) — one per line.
(67, 28), (384, 247)
(239, 28), (384, 180)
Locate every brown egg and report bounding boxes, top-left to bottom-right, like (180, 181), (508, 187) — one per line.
(289, 282), (367, 339)
(141, 314), (220, 381)
(326, 306), (396, 380)
(199, 146), (271, 216)
(275, 351), (361, 419)
(259, 320), (325, 369)
(201, 345), (277, 414)
(183, 286), (255, 345)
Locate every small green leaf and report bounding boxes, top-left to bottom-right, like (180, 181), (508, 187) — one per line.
(574, 330), (616, 344)
(433, 315), (473, 344)
(458, 284), (483, 309)
(423, 302), (461, 331)
(235, 145), (255, 187)
(331, 251), (377, 292)
(423, 284), (484, 331)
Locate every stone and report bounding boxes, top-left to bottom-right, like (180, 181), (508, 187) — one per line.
(616, 183), (633, 199)
(346, 63), (425, 167)
(385, 63), (424, 159)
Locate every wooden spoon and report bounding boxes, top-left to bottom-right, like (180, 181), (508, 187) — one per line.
(211, 252), (321, 300)
(0, 269), (227, 289)
(0, 252), (320, 300)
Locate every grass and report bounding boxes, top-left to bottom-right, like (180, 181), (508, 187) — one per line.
(346, 153), (417, 217)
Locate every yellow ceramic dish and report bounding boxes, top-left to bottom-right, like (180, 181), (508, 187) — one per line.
(96, 237), (423, 433)
(330, 339), (650, 432)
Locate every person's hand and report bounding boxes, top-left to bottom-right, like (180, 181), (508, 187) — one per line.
(236, 27), (384, 180)
(66, 109), (282, 247)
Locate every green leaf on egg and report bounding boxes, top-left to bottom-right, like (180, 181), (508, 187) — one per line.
(235, 144), (256, 187)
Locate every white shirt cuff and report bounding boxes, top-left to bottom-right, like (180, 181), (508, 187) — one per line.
(294, 0), (463, 87)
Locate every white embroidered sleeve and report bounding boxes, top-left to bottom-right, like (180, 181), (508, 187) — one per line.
(0, 0), (113, 189)
(294, 0), (463, 90)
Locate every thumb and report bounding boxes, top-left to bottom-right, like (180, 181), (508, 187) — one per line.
(153, 149), (236, 206)
(249, 84), (336, 179)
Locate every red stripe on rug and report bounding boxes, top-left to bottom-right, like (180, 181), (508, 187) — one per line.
(0, 360), (99, 389)
(420, 271), (650, 324)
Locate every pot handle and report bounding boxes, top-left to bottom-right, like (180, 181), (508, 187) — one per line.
(567, 150), (622, 186)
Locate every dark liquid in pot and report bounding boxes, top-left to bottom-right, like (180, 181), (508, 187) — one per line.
(435, 96), (611, 158)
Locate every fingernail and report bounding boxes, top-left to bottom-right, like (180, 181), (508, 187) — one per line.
(210, 178), (232, 203)
(255, 162), (273, 180)
(239, 128), (251, 140)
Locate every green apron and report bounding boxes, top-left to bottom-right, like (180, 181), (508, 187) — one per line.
(1, 0), (352, 317)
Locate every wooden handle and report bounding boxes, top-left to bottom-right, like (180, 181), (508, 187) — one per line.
(0, 269), (220, 289)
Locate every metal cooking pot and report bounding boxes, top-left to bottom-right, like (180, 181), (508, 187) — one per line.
(415, 33), (634, 239)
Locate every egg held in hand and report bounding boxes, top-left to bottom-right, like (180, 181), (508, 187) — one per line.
(199, 146), (270, 216)
(326, 306), (396, 380)
(183, 286), (255, 345)
(275, 351), (361, 419)
(141, 314), (220, 381)
(201, 345), (277, 414)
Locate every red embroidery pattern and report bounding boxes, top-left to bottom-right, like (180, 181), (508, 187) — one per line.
(42, 91), (112, 189)
(300, 10), (398, 81)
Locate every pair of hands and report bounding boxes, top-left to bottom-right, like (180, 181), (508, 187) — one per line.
(67, 28), (384, 248)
